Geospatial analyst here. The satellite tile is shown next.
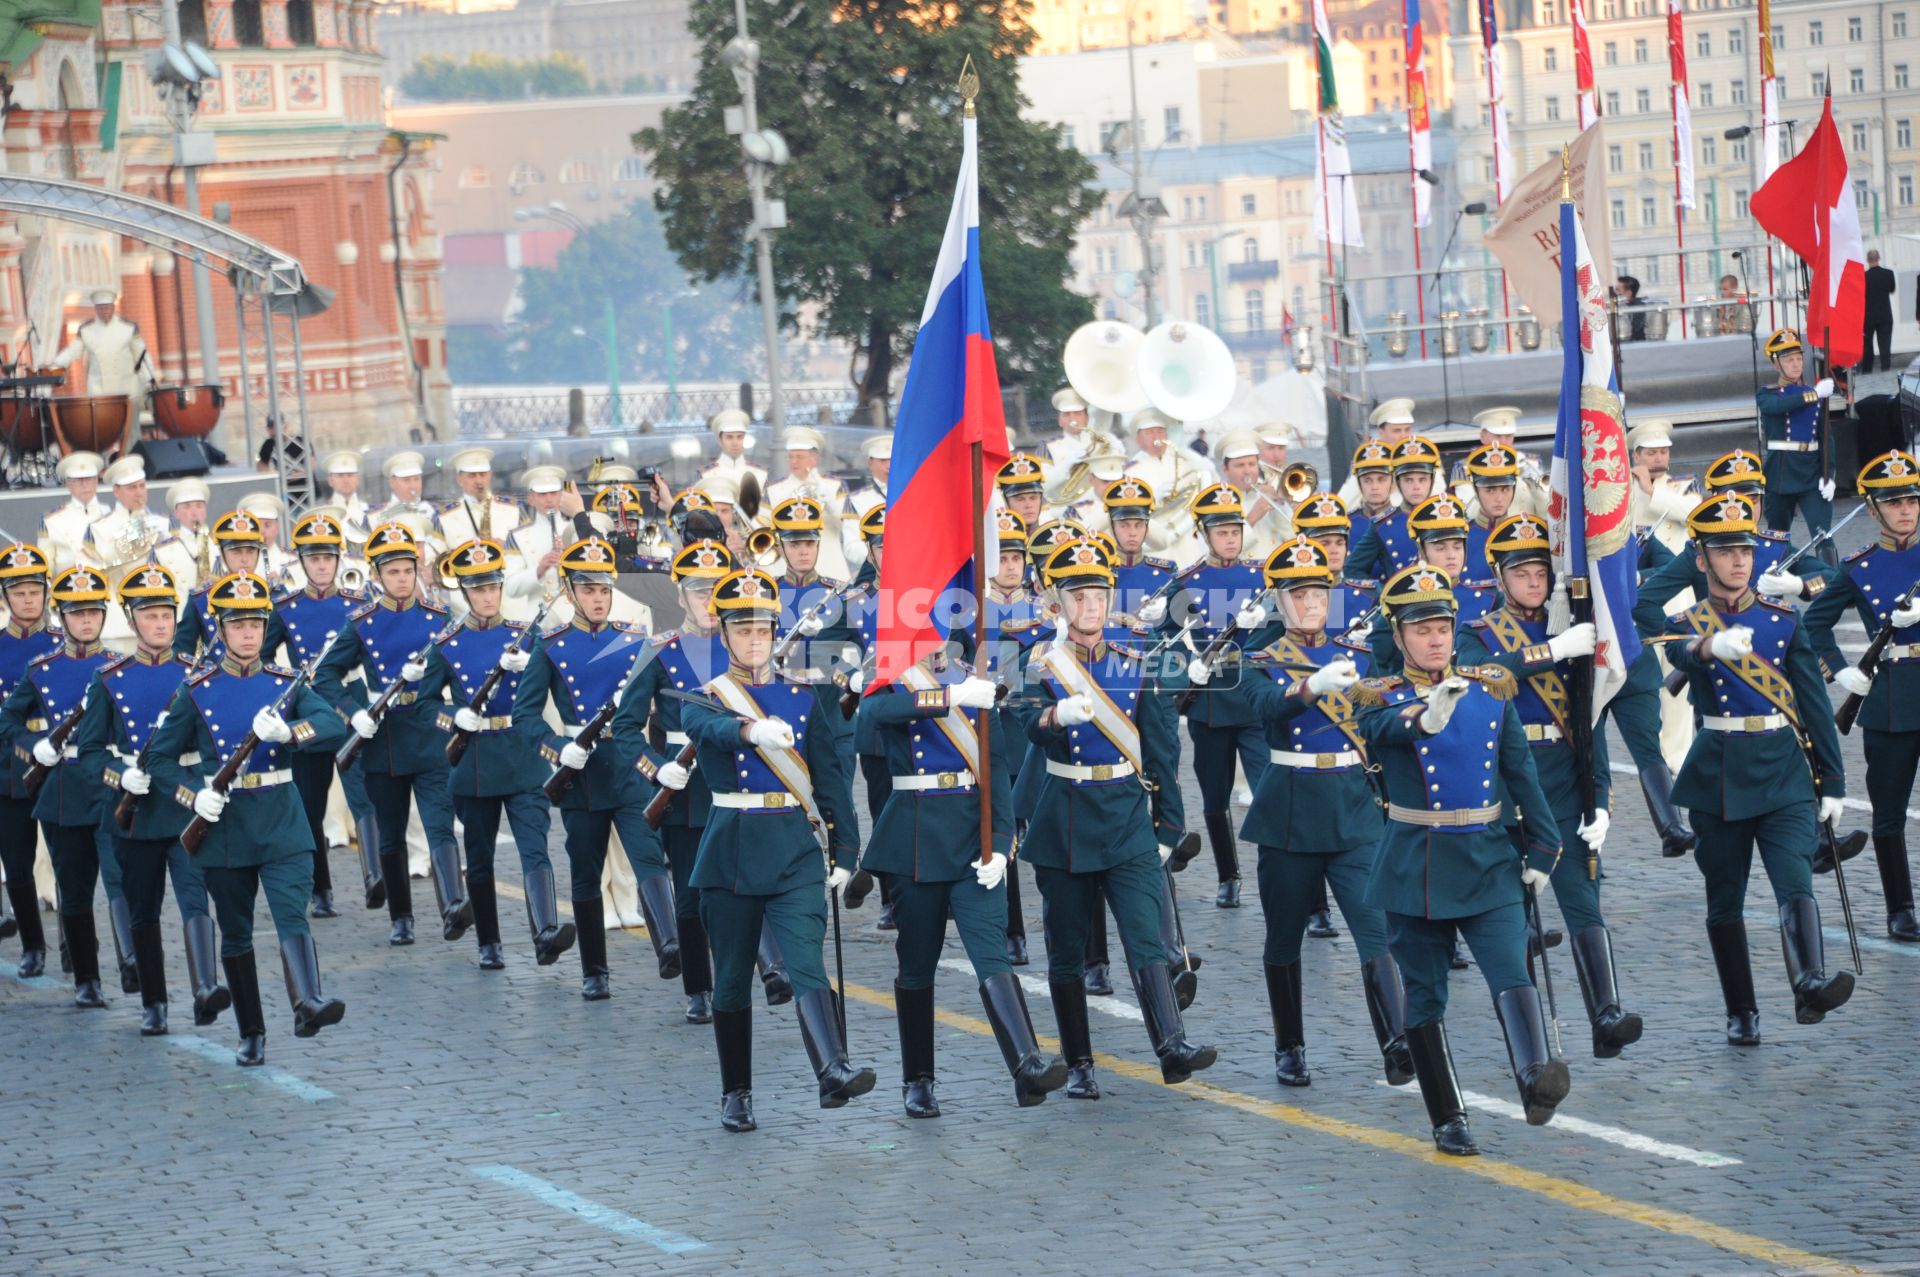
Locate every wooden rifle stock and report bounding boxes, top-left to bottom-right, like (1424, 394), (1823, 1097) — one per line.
(445, 602), (552, 766)
(336, 620), (462, 771)
(1837, 579), (1920, 735)
(180, 645), (331, 856)
(544, 697), (620, 803)
(1174, 592), (1274, 714)
(642, 740), (697, 829)
(24, 655), (131, 796)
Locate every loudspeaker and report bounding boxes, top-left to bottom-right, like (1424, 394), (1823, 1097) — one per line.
(131, 437), (213, 479)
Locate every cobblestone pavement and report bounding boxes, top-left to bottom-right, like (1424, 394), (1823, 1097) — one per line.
(4, 424), (1918, 1277)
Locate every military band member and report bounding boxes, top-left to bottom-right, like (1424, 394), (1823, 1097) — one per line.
(373, 450), (439, 550)
(1455, 515), (1642, 1059)
(679, 568), (870, 1131)
(843, 435), (890, 571)
(0, 546), (63, 978)
(322, 450), (373, 548)
(1758, 328), (1836, 559)
(1043, 386), (1093, 472)
(434, 447), (526, 551)
(152, 477), (214, 596)
(703, 408), (770, 492)
(1356, 564), (1569, 1156)
(1126, 409), (1217, 567)
(315, 522), (466, 948)
(1365, 495), (1499, 672)
(1348, 436), (1442, 580)
(1240, 536), (1413, 1089)
(81, 456), (172, 584)
(1664, 494), (1854, 1043)
(1626, 419), (1698, 549)
(510, 535), (676, 999)
(36, 452), (110, 574)
(147, 572), (352, 1066)
(766, 427), (852, 581)
(1803, 451), (1920, 942)
(1217, 430), (1291, 563)
(505, 465), (601, 623)
(46, 289), (152, 410)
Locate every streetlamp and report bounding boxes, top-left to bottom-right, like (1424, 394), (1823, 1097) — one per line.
(720, 11), (790, 429)
(516, 202), (623, 427)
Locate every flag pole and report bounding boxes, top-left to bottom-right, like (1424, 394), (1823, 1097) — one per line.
(960, 59), (995, 870)
(1559, 144), (1599, 852)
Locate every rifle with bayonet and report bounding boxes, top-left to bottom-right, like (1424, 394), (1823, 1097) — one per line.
(445, 599), (552, 766)
(336, 617), (464, 771)
(1836, 576), (1920, 735)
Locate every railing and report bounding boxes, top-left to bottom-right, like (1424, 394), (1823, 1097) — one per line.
(450, 383), (865, 438)
(1226, 259), (1280, 283)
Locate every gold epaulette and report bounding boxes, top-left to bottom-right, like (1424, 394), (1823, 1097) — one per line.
(649, 629), (681, 647)
(1463, 665), (1518, 700)
(613, 620), (648, 635)
(541, 620), (570, 640)
(1756, 596), (1796, 615)
(1351, 676), (1403, 706)
(186, 665), (217, 686)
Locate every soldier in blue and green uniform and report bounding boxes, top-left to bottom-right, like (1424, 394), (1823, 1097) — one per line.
(2, 565), (120, 1007)
(1343, 441), (1398, 550)
(72, 564), (225, 1036)
(1455, 515), (1643, 1059)
(174, 509), (269, 664)
(611, 538), (738, 1024)
(1355, 563), (1570, 1156)
(315, 521), (465, 948)
(995, 453), (1049, 547)
(511, 534), (675, 1000)
(426, 538), (568, 971)
(1663, 493), (1854, 1044)
(0, 544), (61, 979)
(1024, 537), (1214, 1095)
(266, 510), (375, 918)
(1460, 444), (1523, 568)
(680, 567), (871, 1133)
(981, 509), (1049, 967)
(857, 647), (1067, 1117)
(1296, 491), (1379, 636)
(1365, 494), (1500, 672)
(147, 571), (353, 1066)
(1757, 327), (1836, 563)
(1803, 450), (1920, 942)
(1347, 435), (1442, 580)
(1240, 536), (1413, 1090)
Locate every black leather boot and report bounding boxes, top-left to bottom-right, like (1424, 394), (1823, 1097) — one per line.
(109, 897), (140, 994)
(1779, 897), (1854, 1024)
(1264, 961), (1309, 1087)
(1813, 823), (1868, 874)
(1569, 926), (1644, 1058)
(1157, 869), (1197, 1009)
(356, 814), (386, 910)
(1706, 921), (1761, 1045)
(1406, 1020), (1478, 1156)
(0, 875), (14, 940)
(1494, 985), (1571, 1126)
(635, 874), (682, 980)
(757, 923), (793, 1006)
(224, 952), (266, 1066)
(381, 853), (413, 945)
(1307, 879), (1339, 938)
(1050, 978), (1099, 1099)
(429, 841), (473, 942)
(1205, 811), (1241, 907)
(1361, 955), (1416, 1086)
(280, 934), (346, 1038)
(680, 905), (713, 1023)
(1004, 859), (1028, 965)
(309, 888), (338, 919)
(183, 915), (231, 1026)
(65, 910), (105, 1008)
(895, 982), (939, 1118)
(56, 910), (70, 974)
(979, 973), (1067, 1107)
(1083, 908), (1114, 996)
(574, 896), (610, 1000)
(876, 872), (897, 931)
(469, 877), (504, 969)
(132, 922), (168, 1036)
(523, 867), (576, 965)
(8, 876), (46, 978)
(1637, 765), (1696, 858)
(795, 987), (876, 1108)
(1449, 938), (1470, 970)
(1873, 833), (1920, 941)
(714, 1006), (756, 1132)
(1133, 963), (1217, 1084)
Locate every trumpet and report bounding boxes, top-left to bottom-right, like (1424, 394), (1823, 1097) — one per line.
(1278, 462), (1319, 506)
(746, 527), (783, 571)
(340, 560), (368, 594)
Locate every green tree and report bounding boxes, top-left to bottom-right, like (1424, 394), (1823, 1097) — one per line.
(400, 52), (597, 102)
(636, 0), (1097, 413)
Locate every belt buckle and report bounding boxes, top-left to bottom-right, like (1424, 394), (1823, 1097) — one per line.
(938, 770), (959, 789)
(1315, 752), (1335, 768)
(1090, 763), (1113, 781)
(760, 792), (786, 809)
(1745, 715), (1766, 732)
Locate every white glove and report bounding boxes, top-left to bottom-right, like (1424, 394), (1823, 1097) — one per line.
(826, 866), (852, 893)
(747, 717), (795, 750)
(1521, 867), (1551, 896)
(1818, 478), (1837, 503)
(1708, 626), (1754, 661)
(119, 766), (151, 796)
(559, 742), (592, 770)
(1186, 658), (1213, 686)
(1756, 567), (1801, 598)
(350, 710), (378, 740)
(1818, 795), (1846, 825)
(30, 738), (59, 767)
(192, 788), (227, 823)
(1893, 601), (1920, 628)
(453, 707), (486, 733)
(656, 760), (690, 791)
(500, 649), (531, 673)
(796, 613), (825, 637)
(1235, 600), (1269, 630)
(974, 852), (1008, 890)
(400, 659), (427, 683)
(848, 668), (866, 694)
(951, 676), (997, 710)
(1834, 667), (1873, 697)
(1547, 623), (1597, 661)
(251, 708), (292, 744)
(1137, 596), (1168, 627)
(1813, 377), (1835, 398)
(1576, 809), (1610, 852)
(1306, 658), (1360, 696)
(1418, 677), (1471, 734)
(1055, 695), (1095, 726)
(1158, 842), (1174, 866)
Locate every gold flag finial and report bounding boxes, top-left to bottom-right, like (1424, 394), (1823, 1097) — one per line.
(958, 54), (980, 119)
(1560, 143), (1572, 201)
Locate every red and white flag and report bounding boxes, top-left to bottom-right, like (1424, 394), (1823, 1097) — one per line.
(1749, 97), (1865, 368)
(1571, 0), (1597, 129)
(1666, 0), (1695, 210)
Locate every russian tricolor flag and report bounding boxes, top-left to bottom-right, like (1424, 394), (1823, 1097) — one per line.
(871, 111), (1011, 691)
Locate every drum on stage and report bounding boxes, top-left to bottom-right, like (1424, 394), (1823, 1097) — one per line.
(50, 394), (130, 456)
(152, 384), (225, 438)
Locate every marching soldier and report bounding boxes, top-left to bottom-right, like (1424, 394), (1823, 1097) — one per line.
(1348, 436), (1442, 580)
(0, 546), (63, 978)
(177, 511), (268, 667)
(1343, 441), (1398, 553)
(1365, 495), (1500, 673)
(426, 539), (568, 970)
(1803, 451), (1920, 942)
(1103, 477), (1175, 633)
(73, 563), (229, 1036)
(434, 447), (527, 552)
(1240, 536), (1414, 1090)
(769, 496), (861, 793)
(1455, 515), (1642, 1059)
(147, 572), (352, 1066)
(982, 511), (1049, 967)
(509, 535), (677, 999)
(315, 522), (467, 948)
(1023, 536), (1214, 1094)
(1355, 564), (1570, 1156)
(36, 452), (110, 574)
(996, 453), (1048, 533)
(1758, 328), (1837, 561)
(1451, 407), (1548, 520)
(1294, 492), (1377, 634)
(1459, 445), (1522, 565)
(1663, 493), (1854, 1044)
(679, 567), (870, 1131)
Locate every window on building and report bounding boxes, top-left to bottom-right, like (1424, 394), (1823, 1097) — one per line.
(1855, 179), (1870, 209)
(1698, 81), (1714, 106)
(1547, 96), (1562, 120)
(1634, 37), (1649, 62)
(560, 160), (595, 184)
(1639, 141), (1655, 168)
(1165, 105), (1182, 141)
(1605, 89), (1622, 114)
(1185, 241), (1197, 267)
(1850, 68), (1866, 94)
(1899, 119), (1913, 149)
(1811, 71), (1826, 96)
(1732, 135), (1748, 162)
(1899, 65), (1912, 90)
(509, 163), (543, 191)
(1728, 26), (1744, 53)
(232, 0), (262, 45)
(1610, 198), (1627, 229)
(1242, 236), (1259, 263)
(1063, 126), (1077, 151)
(1734, 187), (1749, 218)
(286, 0), (314, 44)
(1848, 14), (1863, 39)
(1636, 87), (1652, 112)
(1182, 196), (1194, 220)
(615, 156), (646, 182)
(1640, 196), (1658, 226)
(1479, 105), (1490, 127)
(1895, 12), (1910, 37)
(1807, 19), (1822, 44)
(1604, 40), (1618, 65)
(1483, 155), (1496, 183)
(1696, 30), (1711, 56)
(1241, 193), (1256, 215)
(1246, 289), (1266, 331)
(1731, 77), (1746, 103)
(1197, 195), (1208, 218)
(1540, 0), (1559, 19)
(1771, 23), (1784, 47)
(1853, 122), (1870, 152)
(1195, 294), (1211, 327)
(1608, 143), (1624, 173)
(1544, 47), (1559, 70)
(1701, 135), (1717, 164)
(1900, 173), (1915, 206)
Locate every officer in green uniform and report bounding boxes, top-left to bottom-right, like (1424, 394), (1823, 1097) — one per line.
(0, 544), (63, 979)
(1455, 515), (1643, 1059)
(1356, 563), (1569, 1156)
(1805, 450), (1920, 942)
(680, 568), (870, 1133)
(1239, 536), (1413, 1090)
(1663, 493), (1854, 1044)
(1365, 494), (1500, 674)
(1347, 436), (1442, 580)
(1757, 328), (1836, 562)
(856, 647), (1067, 1117)
(147, 572), (353, 1066)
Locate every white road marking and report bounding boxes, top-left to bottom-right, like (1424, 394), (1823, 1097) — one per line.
(1743, 910), (1920, 960)
(165, 1033), (337, 1102)
(470, 1165), (707, 1253)
(938, 957), (1144, 1022)
(1377, 1081), (1741, 1167)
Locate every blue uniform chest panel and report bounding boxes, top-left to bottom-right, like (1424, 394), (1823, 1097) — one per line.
(1767, 385), (1821, 441)
(0, 631), (61, 696)
(106, 662), (187, 751)
(658, 633), (729, 697)
(1402, 683), (1506, 814)
(281, 594), (360, 663)
(1265, 644), (1370, 746)
(191, 671), (297, 774)
(355, 605), (445, 685)
(1704, 604), (1799, 717)
(1378, 516), (1417, 571)
(440, 625), (527, 712)
(779, 580), (844, 634)
(1042, 656), (1145, 767)
(1115, 562), (1170, 609)
(1848, 547), (1920, 635)
(1183, 562), (1262, 634)
(31, 653), (111, 722)
(544, 627), (645, 720)
(722, 681), (815, 794)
